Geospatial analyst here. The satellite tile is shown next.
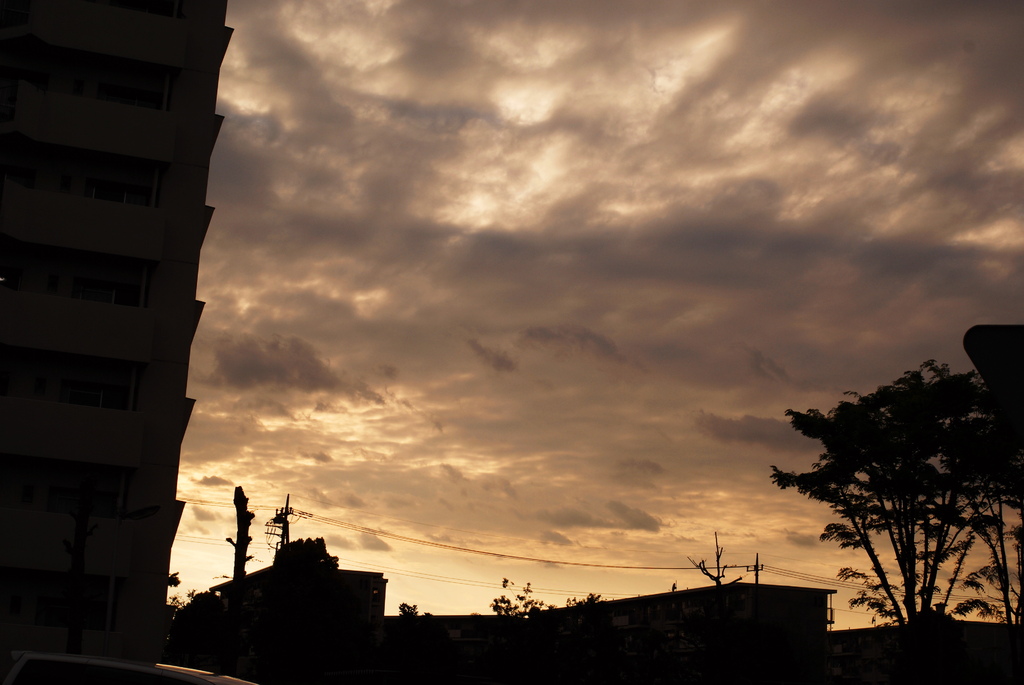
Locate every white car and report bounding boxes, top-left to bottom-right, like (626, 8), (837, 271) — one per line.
(3, 652), (260, 685)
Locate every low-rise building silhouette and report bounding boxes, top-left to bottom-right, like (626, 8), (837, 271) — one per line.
(211, 565), (389, 643)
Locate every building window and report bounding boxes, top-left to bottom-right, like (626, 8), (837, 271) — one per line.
(33, 377), (46, 395)
(21, 484), (34, 503)
(60, 380), (129, 410)
(72, 278), (141, 306)
(0, 165), (35, 193)
(47, 486), (118, 518)
(9, 595), (21, 616)
(85, 178), (151, 206)
(0, 0), (30, 29)
(110, 0), (175, 17)
(98, 83), (162, 109)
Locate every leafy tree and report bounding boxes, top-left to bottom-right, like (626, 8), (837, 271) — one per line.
(771, 360), (1024, 683)
(955, 441), (1024, 680)
(556, 594), (631, 685)
(250, 538), (373, 683)
(165, 591), (226, 667)
(771, 361), (1016, 627)
(486, 580), (560, 683)
(490, 577), (552, 618)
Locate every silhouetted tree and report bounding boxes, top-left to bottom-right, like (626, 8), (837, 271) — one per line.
(379, 603), (457, 679)
(250, 538), (373, 684)
(554, 594), (629, 685)
(486, 579), (559, 683)
(772, 360), (1021, 683)
(687, 532), (742, 620)
(165, 591), (226, 667)
(222, 485), (254, 676)
(955, 449), (1024, 681)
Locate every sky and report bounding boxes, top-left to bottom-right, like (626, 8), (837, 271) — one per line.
(169, 0), (1024, 629)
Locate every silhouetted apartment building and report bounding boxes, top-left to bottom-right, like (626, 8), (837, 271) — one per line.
(423, 583), (836, 683)
(828, 621), (1013, 684)
(603, 582), (836, 683)
(0, 0), (230, 674)
(210, 566), (389, 642)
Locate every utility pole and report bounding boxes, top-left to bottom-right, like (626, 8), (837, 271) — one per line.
(266, 494), (295, 555)
(224, 486), (254, 677)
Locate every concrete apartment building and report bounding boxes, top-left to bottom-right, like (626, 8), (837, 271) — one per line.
(426, 583), (837, 683)
(0, 0), (229, 673)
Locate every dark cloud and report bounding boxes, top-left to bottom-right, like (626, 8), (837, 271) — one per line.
(480, 475), (517, 499)
(541, 530), (574, 546)
(695, 412), (810, 452)
(536, 507), (604, 529)
(535, 502), (661, 532)
(304, 451), (333, 463)
(467, 339), (518, 372)
(440, 464), (465, 482)
(360, 534), (393, 552)
(746, 348), (791, 384)
(612, 459), (666, 489)
(606, 501), (662, 533)
(207, 334), (340, 390)
(519, 325), (628, 365)
(206, 334), (385, 403)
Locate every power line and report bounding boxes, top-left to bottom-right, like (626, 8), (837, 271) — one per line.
(181, 497), (715, 570)
(174, 533), (640, 599)
(177, 498), (987, 604)
(289, 493), (677, 555)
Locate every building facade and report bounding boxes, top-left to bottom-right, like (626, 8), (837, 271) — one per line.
(828, 621), (1014, 684)
(0, 0), (230, 674)
(210, 566), (389, 644)
(422, 583), (836, 683)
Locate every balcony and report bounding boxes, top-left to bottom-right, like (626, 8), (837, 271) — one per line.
(0, 508), (133, 576)
(0, 0), (187, 68)
(0, 182), (165, 260)
(0, 287), (155, 362)
(0, 395), (144, 468)
(0, 81), (176, 161)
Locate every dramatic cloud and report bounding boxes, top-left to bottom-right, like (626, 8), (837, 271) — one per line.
(171, 0), (1024, 627)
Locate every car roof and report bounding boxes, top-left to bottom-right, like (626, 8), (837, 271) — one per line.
(9, 652), (259, 684)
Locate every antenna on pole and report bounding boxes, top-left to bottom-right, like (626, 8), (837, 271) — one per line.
(265, 494), (296, 552)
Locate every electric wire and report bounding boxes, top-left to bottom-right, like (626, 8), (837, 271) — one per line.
(177, 498), (991, 604)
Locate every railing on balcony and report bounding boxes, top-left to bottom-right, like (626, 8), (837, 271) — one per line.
(1, 0), (187, 68)
(0, 0), (30, 28)
(0, 79), (15, 121)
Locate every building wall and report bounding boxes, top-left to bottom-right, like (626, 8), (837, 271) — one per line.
(0, 0), (230, 676)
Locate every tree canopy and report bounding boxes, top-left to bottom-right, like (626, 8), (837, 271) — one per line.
(250, 538), (373, 683)
(771, 360), (1020, 627)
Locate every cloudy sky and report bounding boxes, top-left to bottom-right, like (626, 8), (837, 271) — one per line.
(170, 0), (1024, 628)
